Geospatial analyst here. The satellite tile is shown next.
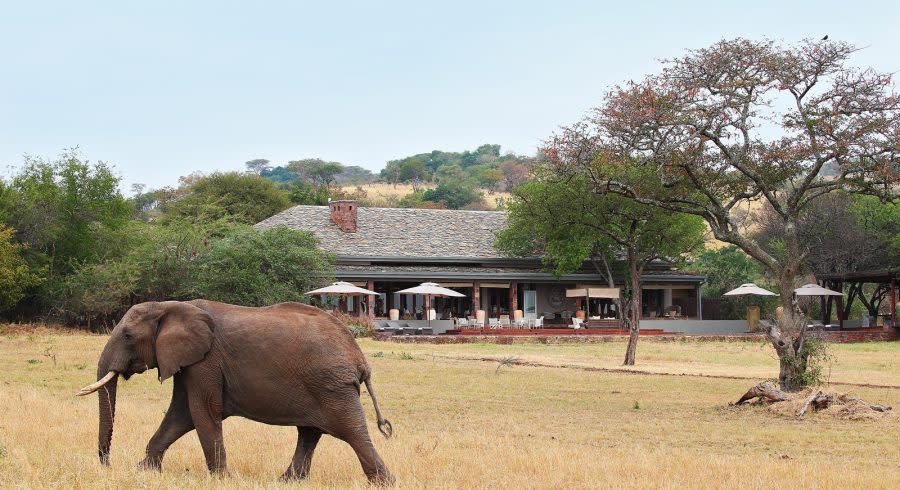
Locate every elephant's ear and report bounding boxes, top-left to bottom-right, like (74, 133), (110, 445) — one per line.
(155, 301), (215, 381)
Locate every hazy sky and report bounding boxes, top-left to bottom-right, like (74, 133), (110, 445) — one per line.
(2, 1), (898, 192)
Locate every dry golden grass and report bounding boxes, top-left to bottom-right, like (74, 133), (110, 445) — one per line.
(703, 198), (768, 249)
(340, 183), (511, 210)
(384, 339), (900, 387)
(1, 330), (898, 489)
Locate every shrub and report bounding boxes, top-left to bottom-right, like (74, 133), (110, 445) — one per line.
(796, 336), (833, 387)
(162, 172), (291, 224)
(396, 190), (427, 208)
(331, 311), (374, 338)
(58, 222), (333, 327)
(185, 226), (334, 306)
(421, 182), (484, 209)
(0, 226), (44, 314)
(61, 259), (138, 329)
(288, 182), (330, 205)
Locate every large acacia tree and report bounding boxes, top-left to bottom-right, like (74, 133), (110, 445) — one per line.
(546, 38), (899, 389)
(497, 171), (705, 365)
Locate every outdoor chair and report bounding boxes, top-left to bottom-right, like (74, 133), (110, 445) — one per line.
(468, 317), (481, 328)
(488, 318), (500, 329)
(454, 318), (468, 329)
(514, 317), (526, 328)
(534, 316), (544, 329)
(385, 321), (406, 331)
(664, 305), (682, 318)
(499, 315), (511, 328)
(569, 317), (583, 329)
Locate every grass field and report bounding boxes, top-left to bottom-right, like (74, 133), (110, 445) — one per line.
(1, 328), (898, 489)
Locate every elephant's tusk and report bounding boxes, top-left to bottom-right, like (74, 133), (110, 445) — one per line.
(76, 371), (117, 396)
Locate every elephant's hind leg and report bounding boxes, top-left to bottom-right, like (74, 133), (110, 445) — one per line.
(139, 375), (194, 471)
(326, 395), (394, 486)
(281, 426), (323, 481)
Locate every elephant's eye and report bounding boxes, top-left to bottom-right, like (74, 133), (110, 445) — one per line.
(123, 331), (133, 341)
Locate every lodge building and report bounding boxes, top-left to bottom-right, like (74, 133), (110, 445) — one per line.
(254, 200), (709, 331)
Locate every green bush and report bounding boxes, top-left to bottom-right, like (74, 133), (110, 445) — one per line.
(61, 259), (138, 328)
(422, 182), (483, 209)
(1, 152), (131, 313)
(0, 226), (45, 314)
(185, 226), (334, 306)
(162, 172), (291, 224)
(59, 222), (333, 327)
(396, 190), (427, 208)
(796, 336), (832, 387)
(288, 182), (330, 205)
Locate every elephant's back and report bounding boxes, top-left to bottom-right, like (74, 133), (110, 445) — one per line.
(190, 300), (366, 373)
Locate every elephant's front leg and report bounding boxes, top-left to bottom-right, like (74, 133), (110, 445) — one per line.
(139, 376), (194, 471)
(281, 426), (323, 481)
(187, 381), (227, 474)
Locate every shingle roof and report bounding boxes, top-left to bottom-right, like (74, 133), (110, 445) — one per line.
(254, 205), (508, 258)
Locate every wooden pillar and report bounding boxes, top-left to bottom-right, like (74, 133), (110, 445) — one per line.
(820, 295), (827, 325)
(891, 277), (896, 328)
(696, 283), (703, 320)
(836, 280), (845, 330)
(473, 281), (481, 313)
(367, 280), (375, 320)
(424, 294), (431, 320)
(509, 281), (518, 313)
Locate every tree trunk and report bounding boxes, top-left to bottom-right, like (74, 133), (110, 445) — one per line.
(623, 259), (641, 366)
(769, 251), (811, 391)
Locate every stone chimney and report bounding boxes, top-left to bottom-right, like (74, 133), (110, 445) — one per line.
(329, 200), (358, 233)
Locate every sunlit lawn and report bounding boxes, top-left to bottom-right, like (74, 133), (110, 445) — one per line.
(1, 328), (898, 489)
(381, 338), (900, 387)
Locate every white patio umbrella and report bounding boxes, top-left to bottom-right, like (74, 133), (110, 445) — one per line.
(723, 283), (777, 332)
(395, 282), (466, 328)
(306, 281), (379, 315)
(723, 283), (778, 296)
(794, 283), (844, 296)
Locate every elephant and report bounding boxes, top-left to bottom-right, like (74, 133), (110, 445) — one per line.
(76, 299), (394, 485)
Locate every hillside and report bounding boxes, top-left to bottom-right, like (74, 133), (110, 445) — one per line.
(338, 183), (511, 210)
(254, 144), (532, 211)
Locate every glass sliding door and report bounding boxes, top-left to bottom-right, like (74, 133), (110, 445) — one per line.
(523, 290), (537, 318)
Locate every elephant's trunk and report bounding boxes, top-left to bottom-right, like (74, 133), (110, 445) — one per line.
(95, 354), (120, 466)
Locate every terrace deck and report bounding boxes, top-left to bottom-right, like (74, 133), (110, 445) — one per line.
(444, 327), (675, 336)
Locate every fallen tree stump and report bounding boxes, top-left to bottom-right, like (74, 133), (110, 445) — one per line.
(733, 383), (894, 420)
(796, 391), (834, 417)
(734, 382), (792, 405)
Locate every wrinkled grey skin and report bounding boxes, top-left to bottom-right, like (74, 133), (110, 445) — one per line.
(89, 299), (393, 485)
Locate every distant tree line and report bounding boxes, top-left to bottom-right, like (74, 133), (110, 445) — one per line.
(380, 144), (532, 192)
(244, 144), (534, 210)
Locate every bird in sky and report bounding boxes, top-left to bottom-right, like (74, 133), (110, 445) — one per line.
(821, 34), (829, 40)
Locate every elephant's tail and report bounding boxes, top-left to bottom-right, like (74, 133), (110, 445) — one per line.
(363, 375), (393, 438)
